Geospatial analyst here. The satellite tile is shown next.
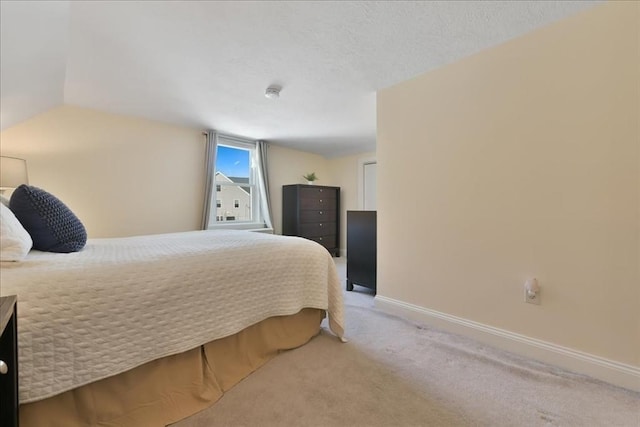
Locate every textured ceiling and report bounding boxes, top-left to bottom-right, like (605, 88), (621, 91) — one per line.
(1, 1), (600, 157)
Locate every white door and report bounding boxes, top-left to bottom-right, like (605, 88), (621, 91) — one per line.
(363, 161), (377, 210)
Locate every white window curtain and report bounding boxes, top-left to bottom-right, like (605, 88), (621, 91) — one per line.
(201, 130), (218, 230)
(256, 140), (272, 229)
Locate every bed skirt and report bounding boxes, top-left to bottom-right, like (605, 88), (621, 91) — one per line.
(19, 308), (324, 427)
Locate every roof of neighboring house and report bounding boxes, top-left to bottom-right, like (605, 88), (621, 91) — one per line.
(215, 172), (250, 196)
(229, 177), (249, 185)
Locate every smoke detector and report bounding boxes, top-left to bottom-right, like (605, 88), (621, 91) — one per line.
(265, 85), (281, 99)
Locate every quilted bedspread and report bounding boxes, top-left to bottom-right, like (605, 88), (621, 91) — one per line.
(0, 230), (345, 403)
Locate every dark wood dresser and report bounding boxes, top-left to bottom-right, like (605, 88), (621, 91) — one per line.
(282, 184), (340, 257)
(346, 211), (376, 293)
(0, 295), (18, 427)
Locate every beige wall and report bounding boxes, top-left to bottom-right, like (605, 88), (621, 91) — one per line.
(267, 144), (330, 235)
(267, 144), (376, 253)
(0, 106), (205, 237)
(0, 105), (372, 246)
(378, 1), (639, 367)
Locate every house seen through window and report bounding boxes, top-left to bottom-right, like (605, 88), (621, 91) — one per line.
(211, 140), (256, 224)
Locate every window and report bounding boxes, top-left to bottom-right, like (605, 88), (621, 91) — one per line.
(207, 135), (266, 228)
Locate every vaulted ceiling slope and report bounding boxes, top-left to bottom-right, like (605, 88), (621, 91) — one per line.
(1, 1), (600, 157)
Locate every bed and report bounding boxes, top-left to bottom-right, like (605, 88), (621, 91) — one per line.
(0, 229), (345, 426)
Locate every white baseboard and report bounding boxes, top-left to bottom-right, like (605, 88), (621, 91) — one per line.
(374, 295), (640, 392)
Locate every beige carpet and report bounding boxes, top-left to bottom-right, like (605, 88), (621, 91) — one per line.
(173, 291), (639, 426)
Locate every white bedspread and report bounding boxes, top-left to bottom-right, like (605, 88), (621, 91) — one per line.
(0, 230), (345, 403)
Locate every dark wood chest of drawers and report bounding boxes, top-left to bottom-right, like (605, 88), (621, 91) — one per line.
(282, 184), (340, 257)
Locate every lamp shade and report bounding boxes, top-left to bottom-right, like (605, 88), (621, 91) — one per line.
(0, 156), (29, 189)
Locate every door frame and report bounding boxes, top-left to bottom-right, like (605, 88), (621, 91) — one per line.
(357, 156), (377, 210)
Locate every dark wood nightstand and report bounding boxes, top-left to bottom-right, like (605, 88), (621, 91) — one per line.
(346, 211), (377, 293)
(0, 295), (18, 427)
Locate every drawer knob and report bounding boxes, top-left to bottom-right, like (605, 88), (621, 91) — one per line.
(320, 199), (323, 203)
(319, 223), (323, 227)
(319, 237), (323, 241)
(0, 360), (7, 375)
(319, 211), (323, 215)
(319, 189), (323, 192)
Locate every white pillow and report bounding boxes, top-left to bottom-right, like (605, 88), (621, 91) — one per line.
(0, 193), (9, 207)
(1, 203), (33, 261)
